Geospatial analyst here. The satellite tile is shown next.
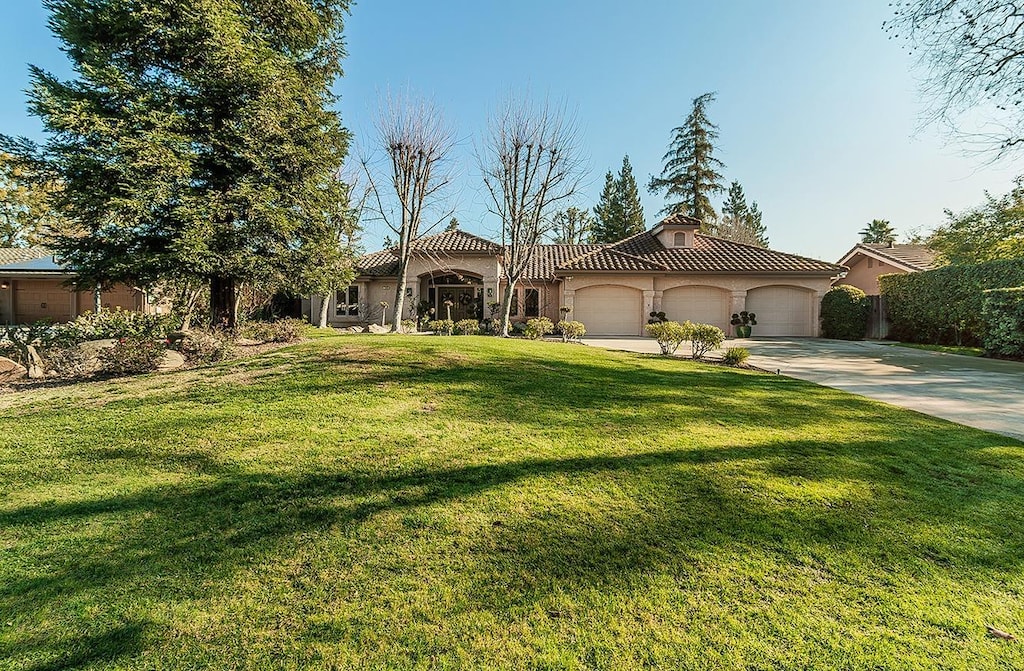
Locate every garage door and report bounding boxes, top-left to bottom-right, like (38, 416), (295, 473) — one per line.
(745, 286), (812, 336)
(661, 286), (729, 331)
(15, 279), (72, 324)
(573, 285), (642, 336)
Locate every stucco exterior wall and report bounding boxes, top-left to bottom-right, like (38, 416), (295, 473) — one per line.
(838, 254), (907, 295)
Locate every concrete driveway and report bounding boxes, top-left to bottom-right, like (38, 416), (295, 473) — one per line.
(583, 337), (1024, 441)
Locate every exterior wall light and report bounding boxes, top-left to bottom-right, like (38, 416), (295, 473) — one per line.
(0, 280), (9, 290)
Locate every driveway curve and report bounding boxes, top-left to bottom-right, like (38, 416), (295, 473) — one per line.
(583, 337), (1024, 441)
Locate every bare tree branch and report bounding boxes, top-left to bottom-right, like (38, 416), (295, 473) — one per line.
(478, 95), (585, 336)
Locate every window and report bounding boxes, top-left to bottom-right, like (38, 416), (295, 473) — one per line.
(335, 286), (358, 316)
(673, 231), (687, 247)
(524, 288), (540, 317)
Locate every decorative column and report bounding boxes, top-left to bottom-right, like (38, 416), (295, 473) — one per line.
(652, 290), (664, 314)
(730, 289), (747, 317)
(642, 290), (656, 335)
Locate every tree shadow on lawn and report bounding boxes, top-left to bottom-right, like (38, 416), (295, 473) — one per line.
(2, 434), (1023, 666)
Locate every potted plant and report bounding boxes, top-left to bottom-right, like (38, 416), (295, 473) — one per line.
(730, 311), (757, 338)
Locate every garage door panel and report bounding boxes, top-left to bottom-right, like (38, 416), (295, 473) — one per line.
(574, 285), (642, 336)
(661, 286), (729, 332)
(14, 280), (72, 324)
(745, 286), (812, 336)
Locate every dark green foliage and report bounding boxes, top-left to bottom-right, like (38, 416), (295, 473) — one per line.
(981, 287), (1024, 357)
(722, 347), (750, 366)
(880, 258), (1024, 345)
(928, 177), (1024, 264)
(859, 219), (897, 244)
(12, 0), (352, 327)
(648, 92), (725, 228)
(820, 285), (870, 340)
(716, 180), (768, 247)
(591, 156), (645, 243)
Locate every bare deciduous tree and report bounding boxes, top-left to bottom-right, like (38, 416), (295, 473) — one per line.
(480, 97), (585, 336)
(363, 93), (456, 331)
(886, 0), (1024, 157)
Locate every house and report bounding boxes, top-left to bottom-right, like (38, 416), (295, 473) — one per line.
(0, 247), (160, 325)
(314, 214), (843, 337)
(835, 242), (939, 295)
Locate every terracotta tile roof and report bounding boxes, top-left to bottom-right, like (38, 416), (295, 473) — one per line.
(559, 232), (842, 274)
(410, 230), (502, 254)
(524, 244), (602, 280)
(0, 247), (52, 266)
(355, 226), (842, 279)
(858, 243), (939, 271)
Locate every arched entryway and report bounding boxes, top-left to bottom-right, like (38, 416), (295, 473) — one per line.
(421, 272), (483, 322)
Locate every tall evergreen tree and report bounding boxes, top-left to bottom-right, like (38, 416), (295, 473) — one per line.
(618, 155), (646, 238)
(591, 156), (646, 243)
(715, 180), (768, 248)
(591, 171), (623, 242)
(648, 92), (725, 230)
(9, 0), (352, 327)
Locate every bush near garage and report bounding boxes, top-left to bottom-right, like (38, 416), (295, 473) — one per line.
(820, 284), (870, 340)
(524, 317), (554, 340)
(981, 287), (1024, 358)
(880, 258), (1024, 346)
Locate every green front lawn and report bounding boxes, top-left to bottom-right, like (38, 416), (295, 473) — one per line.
(2, 336), (1022, 669)
(890, 342), (985, 357)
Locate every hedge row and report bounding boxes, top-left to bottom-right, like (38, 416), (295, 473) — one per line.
(981, 287), (1024, 357)
(879, 258), (1024, 345)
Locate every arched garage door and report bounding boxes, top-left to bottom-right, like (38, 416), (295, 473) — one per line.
(573, 285), (643, 336)
(661, 286), (729, 332)
(745, 286), (813, 336)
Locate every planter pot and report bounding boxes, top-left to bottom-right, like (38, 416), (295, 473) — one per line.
(735, 325), (752, 338)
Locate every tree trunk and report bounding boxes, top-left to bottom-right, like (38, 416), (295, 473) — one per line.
(499, 280), (516, 337)
(210, 275), (237, 329)
(390, 256), (410, 333)
(93, 287), (102, 314)
(317, 293), (331, 328)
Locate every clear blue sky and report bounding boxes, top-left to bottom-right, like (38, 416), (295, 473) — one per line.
(0, 1), (1018, 262)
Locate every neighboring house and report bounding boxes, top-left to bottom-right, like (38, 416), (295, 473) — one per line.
(0, 247), (160, 325)
(314, 214), (843, 337)
(835, 242), (939, 295)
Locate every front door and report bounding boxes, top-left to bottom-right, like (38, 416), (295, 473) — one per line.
(436, 286), (481, 321)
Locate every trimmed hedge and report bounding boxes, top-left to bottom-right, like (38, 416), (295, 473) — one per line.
(820, 284), (870, 340)
(879, 258), (1024, 345)
(981, 287), (1024, 357)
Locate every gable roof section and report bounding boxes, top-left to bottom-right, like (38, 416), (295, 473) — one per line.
(558, 232), (842, 274)
(0, 247), (53, 267)
(838, 243), (938, 273)
(354, 228), (843, 279)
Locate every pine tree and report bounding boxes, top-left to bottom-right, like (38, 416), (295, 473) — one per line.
(648, 92), (725, 230)
(11, 0), (352, 327)
(618, 155), (646, 237)
(591, 171), (623, 242)
(715, 180), (768, 248)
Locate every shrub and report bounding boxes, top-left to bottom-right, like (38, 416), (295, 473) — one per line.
(43, 345), (93, 379)
(820, 284), (870, 340)
(730, 311), (757, 327)
(400, 319), (418, 333)
(453, 319), (480, 335)
(239, 318), (305, 343)
(557, 320), (586, 343)
(97, 337), (166, 376)
(722, 346), (750, 366)
(880, 258), (1024, 345)
(171, 329), (234, 363)
(645, 320), (688, 355)
(427, 319), (454, 335)
(52, 308), (174, 346)
(524, 317), (554, 340)
(981, 286), (1024, 357)
(688, 322), (725, 360)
